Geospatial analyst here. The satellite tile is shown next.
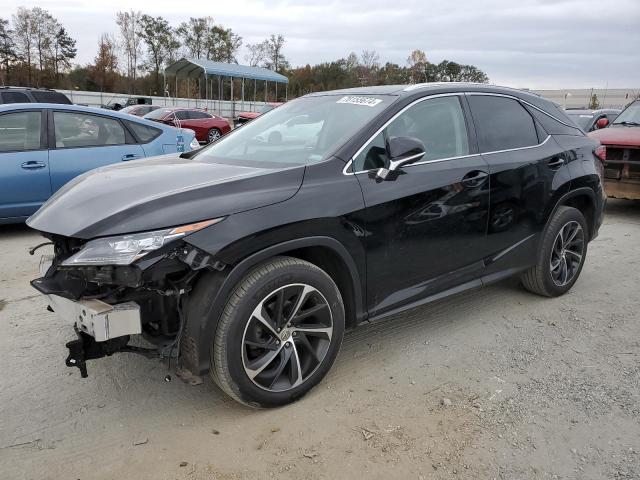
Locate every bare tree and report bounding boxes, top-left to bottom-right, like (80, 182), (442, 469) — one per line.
(245, 42), (266, 67)
(360, 49), (380, 70)
(116, 10), (143, 93)
(345, 52), (359, 71)
(359, 49), (379, 85)
(32, 8), (57, 78)
(406, 49), (428, 83)
(263, 34), (288, 72)
(0, 18), (16, 85)
(12, 7), (36, 85)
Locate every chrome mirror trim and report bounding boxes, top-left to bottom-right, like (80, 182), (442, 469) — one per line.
(376, 151), (425, 180)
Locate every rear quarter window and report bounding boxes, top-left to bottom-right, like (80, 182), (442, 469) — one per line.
(125, 121), (162, 143)
(525, 104), (583, 136)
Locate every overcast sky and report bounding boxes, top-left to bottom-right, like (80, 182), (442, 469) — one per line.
(5, 0), (639, 89)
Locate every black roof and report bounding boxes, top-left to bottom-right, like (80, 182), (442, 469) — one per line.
(306, 82), (562, 116)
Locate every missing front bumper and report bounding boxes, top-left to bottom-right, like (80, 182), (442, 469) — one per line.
(46, 294), (142, 342)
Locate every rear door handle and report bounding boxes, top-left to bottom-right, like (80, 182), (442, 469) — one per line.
(21, 161), (46, 170)
(121, 153), (141, 161)
(461, 170), (489, 187)
(547, 157), (565, 169)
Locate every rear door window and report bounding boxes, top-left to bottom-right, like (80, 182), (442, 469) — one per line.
(54, 111), (126, 148)
(1, 91), (30, 104)
(31, 91), (72, 104)
(0, 111), (42, 152)
(188, 111), (211, 119)
(468, 95), (540, 152)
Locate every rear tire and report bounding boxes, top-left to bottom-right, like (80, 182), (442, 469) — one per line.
(210, 256), (345, 408)
(207, 128), (221, 143)
(521, 206), (588, 297)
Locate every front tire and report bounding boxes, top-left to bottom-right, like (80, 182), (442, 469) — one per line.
(521, 206), (588, 297)
(211, 256), (345, 407)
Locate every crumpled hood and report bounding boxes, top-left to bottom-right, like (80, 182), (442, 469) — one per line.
(27, 154), (304, 239)
(588, 126), (640, 146)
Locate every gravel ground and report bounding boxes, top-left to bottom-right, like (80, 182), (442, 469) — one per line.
(0, 200), (639, 480)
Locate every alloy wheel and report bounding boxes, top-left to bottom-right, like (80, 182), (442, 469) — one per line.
(208, 129), (221, 143)
(241, 284), (333, 392)
(549, 220), (584, 287)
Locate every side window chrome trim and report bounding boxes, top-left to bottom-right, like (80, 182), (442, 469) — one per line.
(344, 91), (554, 176)
(480, 134), (551, 156)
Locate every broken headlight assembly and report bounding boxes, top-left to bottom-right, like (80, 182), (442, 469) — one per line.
(61, 218), (223, 266)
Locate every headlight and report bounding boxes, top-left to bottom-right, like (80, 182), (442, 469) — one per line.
(61, 219), (222, 266)
(190, 137), (200, 150)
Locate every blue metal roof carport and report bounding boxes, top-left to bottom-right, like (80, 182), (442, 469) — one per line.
(164, 58), (289, 115)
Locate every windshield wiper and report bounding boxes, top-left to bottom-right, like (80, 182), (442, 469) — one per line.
(614, 121), (640, 126)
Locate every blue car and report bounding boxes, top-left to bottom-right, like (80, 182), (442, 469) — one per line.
(0, 103), (199, 223)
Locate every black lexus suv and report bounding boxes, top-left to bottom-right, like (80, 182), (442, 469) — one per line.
(28, 83), (606, 407)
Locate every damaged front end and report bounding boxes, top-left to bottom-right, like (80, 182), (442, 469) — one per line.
(30, 221), (225, 379)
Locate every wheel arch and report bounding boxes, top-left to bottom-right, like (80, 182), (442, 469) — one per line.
(183, 236), (364, 376)
(548, 186), (598, 240)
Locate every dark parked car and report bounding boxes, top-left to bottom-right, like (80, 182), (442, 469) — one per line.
(565, 108), (620, 132)
(144, 107), (231, 143)
(0, 86), (71, 105)
(28, 83), (605, 408)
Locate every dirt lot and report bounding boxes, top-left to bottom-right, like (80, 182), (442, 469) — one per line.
(1, 200), (639, 480)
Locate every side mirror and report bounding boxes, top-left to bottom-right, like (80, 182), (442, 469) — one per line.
(596, 117), (609, 129)
(376, 136), (425, 180)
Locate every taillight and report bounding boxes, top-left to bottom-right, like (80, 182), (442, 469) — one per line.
(594, 145), (606, 162)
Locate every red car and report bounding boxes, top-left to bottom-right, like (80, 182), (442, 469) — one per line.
(588, 99), (640, 200)
(234, 102), (283, 128)
(144, 107), (231, 143)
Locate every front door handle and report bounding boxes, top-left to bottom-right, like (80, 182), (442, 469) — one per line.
(21, 161), (46, 170)
(121, 153), (141, 161)
(461, 170), (489, 188)
(547, 157), (565, 169)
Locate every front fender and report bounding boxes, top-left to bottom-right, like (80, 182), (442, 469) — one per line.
(183, 236), (364, 376)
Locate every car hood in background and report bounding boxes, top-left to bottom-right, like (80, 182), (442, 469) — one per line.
(588, 126), (640, 146)
(27, 155), (304, 239)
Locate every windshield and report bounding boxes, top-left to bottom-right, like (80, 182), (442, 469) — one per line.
(259, 104), (276, 114)
(566, 113), (593, 130)
(197, 94), (394, 167)
(144, 108), (171, 120)
(613, 102), (640, 125)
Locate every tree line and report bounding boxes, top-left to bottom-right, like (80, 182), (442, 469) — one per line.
(0, 8), (489, 100)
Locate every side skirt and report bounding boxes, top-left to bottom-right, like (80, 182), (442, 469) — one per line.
(359, 265), (532, 327)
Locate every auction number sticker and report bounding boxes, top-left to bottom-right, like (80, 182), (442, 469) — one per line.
(337, 96), (383, 107)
